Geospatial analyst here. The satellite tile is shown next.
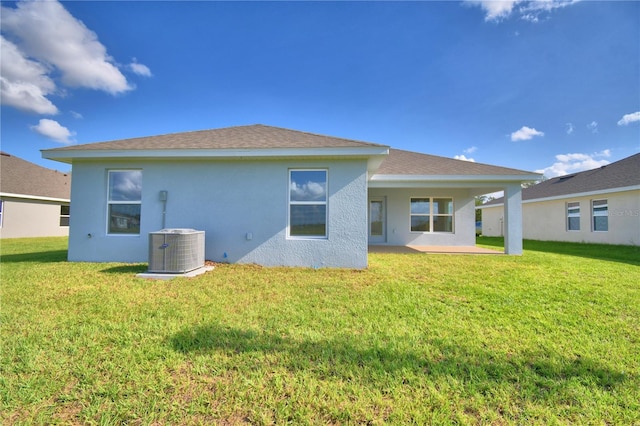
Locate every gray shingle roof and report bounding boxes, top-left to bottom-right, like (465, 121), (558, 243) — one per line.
(44, 124), (388, 152)
(484, 153), (640, 205)
(42, 124), (538, 178)
(376, 149), (537, 176)
(0, 152), (71, 200)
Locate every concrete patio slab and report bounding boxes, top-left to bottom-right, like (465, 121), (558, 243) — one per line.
(137, 265), (215, 280)
(368, 245), (503, 255)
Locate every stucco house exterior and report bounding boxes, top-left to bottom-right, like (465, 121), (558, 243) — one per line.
(0, 152), (71, 238)
(42, 125), (539, 268)
(478, 153), (640, 246)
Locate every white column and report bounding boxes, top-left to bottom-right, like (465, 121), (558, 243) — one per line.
(503, 184), (523, 255)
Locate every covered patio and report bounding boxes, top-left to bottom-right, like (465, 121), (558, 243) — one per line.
(367, 149), (542, 255)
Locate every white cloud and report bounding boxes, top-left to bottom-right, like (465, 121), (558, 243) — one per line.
(30, 119), (75, 144)
(466, 0), (519, 21)
(521, 13), (540, 23)
(617, 111), (640, 126)
(454, 154), (476, 162)
(0, 36), (58, 114)
(587, 121), (598, 133)
(463, 146), (478, 154)
(511, 126), (544, 141)
(565, 122), (574, 135)
(129, 59), (152, 77)
(1, 0), (131, 94)
(290, 181), (326, 201)
(70, 111), (83, 119)
(466, 0), (581, 22)
(536, 150), (611, 178)
(111, 171), (143, 201)
(0, 0), (140, 115)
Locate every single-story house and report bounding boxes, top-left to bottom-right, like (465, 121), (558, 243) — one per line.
(42, 125), (540, 268)
(478, 153), (640, 246)
(0, 152), (71, 238)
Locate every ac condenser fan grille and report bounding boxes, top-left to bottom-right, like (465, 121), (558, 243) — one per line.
(148, 229), (205, 273)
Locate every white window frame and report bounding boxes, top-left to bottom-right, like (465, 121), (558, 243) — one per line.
(0, 199), (3, 228)
(60, 204), (70, 227)
(567, 201), (580, 231)
(107, 170), (142, 236)
(410, 197), (454, 233)
(592, 199), (608, 232)
(288, 169), (328, 239)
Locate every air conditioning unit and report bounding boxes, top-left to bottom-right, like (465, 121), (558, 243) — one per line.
(148, 228), (205, 273)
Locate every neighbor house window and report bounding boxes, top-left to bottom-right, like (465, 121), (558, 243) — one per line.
(567, 202), (580, 231)
(60, 205), (70, 227)
(592, 199), (608, 232)
(410, 197), (454, 233)
(289, 169), (327, 238)
(107, 170), (142, 235)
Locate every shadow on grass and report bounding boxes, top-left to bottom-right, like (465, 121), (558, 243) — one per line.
(169, 324), (629, 396)
(101, 264), (148, 274)
(478, 237), (640, 266)
(0, 250), (68, 263)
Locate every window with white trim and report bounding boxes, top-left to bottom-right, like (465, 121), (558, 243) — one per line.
(410, 197), (454, 233)
(592, 199), (608, 232)
(567, 202), (580, 231)
(107, 170), (142, 235)
(288, 169), (327, 238)
(0, 200), (3, 228)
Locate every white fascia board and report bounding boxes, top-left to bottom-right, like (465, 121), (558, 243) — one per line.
(523, 185), (640, 204)
(475, 184), (640, 209)
(0, 192), (70, 203)
(42, 146), (390, 164)
(526, 185), (640, 203)
(368, 173), (542, 188)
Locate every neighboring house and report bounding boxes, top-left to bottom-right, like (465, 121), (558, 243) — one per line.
(478, 153), (640, 246)
(0, 152), (71, 238)
(42, 125), (539, 268)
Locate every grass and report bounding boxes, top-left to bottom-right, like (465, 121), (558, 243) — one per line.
(1, 237), (639, 425)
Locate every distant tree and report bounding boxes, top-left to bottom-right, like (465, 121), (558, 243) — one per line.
(522, 175), (548, 188)
(475, 195), (494, 222)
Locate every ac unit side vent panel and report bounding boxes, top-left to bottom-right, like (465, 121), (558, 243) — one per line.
(148, 229), (205, 273)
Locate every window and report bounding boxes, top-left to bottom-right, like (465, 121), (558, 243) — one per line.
(567, 202), (580, 231)
(410, 198), (430, 232)
(289, 169), (327, 238)
(60, 205), (70, 227)
(410, 197), (453, 233)
(0, 200), (3, 228)
(592, 199), (608, 232)
(107, 170), (142, 235)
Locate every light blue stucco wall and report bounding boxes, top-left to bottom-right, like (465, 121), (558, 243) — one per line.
(368, 188), (476, 246)
(67, 158), (369, 268)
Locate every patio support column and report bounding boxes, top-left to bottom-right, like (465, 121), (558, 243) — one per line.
(503, 183), (523, 255)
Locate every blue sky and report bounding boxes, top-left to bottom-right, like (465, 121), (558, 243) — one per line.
(1, 0), (638, 177)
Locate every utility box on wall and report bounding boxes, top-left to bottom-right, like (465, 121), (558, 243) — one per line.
(148, 228), (205, 273)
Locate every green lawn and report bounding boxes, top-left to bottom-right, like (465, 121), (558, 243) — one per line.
(1, 237), (639, 425)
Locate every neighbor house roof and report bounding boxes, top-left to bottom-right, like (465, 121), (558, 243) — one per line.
(482, 153), (640, 206)
(0, 152), (71, 201)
